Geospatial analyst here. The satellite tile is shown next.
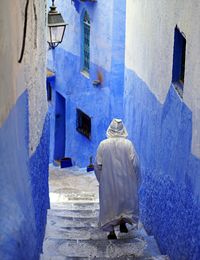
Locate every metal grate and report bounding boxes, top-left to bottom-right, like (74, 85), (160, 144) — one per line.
(83, 12), (90, 72)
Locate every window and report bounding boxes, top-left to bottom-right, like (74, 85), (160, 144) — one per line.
(82, 11), (90, 73)
(172, 26), (186, 98)
(76, 109), (91, 139)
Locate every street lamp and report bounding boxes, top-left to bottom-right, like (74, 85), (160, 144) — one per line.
(47, 0), (67, 49)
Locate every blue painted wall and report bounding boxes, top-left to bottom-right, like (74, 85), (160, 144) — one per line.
(48, 51), (111, 166)
(0, 91), (50, 259)
(124, 68), (200, 259)
(48, 0), (126, 167)
(110, 0), (126, 119)
(29, 113), (50, 254)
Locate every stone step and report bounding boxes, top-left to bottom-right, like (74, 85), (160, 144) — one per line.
(41, 167), (169, 260)
(42, 216), (166, 259)
(45, 226), (106, 240)
(40, 239), (167, 260)
(49, 191), (98, 204)
(48, 209), (99, 219)
(50, 202), (99, 211)
(47, 214), (98, 229)
(40, 254), (169, 260)
(41, 237), (147, 259)
(46, 213), (147, 236)
(45, 224), (141, 241)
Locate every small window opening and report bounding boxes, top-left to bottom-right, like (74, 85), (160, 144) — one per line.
(172, 26), (186, 98)
(82, 11), (90, 73)
(76, 109), (91, 139)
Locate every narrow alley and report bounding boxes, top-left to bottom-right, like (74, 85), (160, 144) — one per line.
(1, 1), (200, 259)
(40, 165), (168, 259)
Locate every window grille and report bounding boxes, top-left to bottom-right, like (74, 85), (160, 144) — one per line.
(83, 11), (90, 72)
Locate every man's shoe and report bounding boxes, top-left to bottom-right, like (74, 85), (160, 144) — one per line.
(107, 231), (117, 239)
(120, 223), (128, 233)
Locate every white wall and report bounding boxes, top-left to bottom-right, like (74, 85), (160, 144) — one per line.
(0, 0), (48, 155)
(24, 0), (48, 155)
(125, 0), (200, 158)
(0, 1), (25, 125)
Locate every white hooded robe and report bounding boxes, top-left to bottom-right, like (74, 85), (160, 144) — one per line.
(94, 119), (140, 231)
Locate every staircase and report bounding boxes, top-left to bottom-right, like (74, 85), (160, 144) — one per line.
(40, 165), (168, 260)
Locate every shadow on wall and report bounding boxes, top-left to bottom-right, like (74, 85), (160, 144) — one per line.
(124, 68), (200, 260)
(0, 91), (37, 259)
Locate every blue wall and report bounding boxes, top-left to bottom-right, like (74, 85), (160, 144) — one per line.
(48, 0), (126, 167)
(110, 0), (126, 119)
(124, 68), (200, 259)
(0, 91), (50, 259)
(48, 50), (111, 166)
(29, 113), (50, 255)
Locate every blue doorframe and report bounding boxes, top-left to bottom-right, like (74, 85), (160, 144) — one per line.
(54, 92), (66, 160)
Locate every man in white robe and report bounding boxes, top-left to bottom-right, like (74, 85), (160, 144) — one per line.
(94, 118), (140, 239)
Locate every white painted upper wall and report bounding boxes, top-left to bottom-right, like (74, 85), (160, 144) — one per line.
(24, 0), (48, 155)
(125, 0), (200, 158)
(0, 0), (48, 155)
(0, 1), (25, 125)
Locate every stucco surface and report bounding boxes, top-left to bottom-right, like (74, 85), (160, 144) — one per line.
(29, 113), (50, 254)
(0, 92), (50, 260)
(0, 0), (48, 155)
(48, 0), (113, 72)
(48, 50), (111, 166)
(0, 1), (25, 125)
(124, 68), (200, 259)
(25, 0), (48, 155)
(47, 0), (126, 167)
(125, 0), (200, 157)
(140, 171), (200, 259)
(0, 91), (38, 260)
(0, 1), (50, 258)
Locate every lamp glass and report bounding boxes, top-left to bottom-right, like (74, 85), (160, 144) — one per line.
(48, 25), (65, 45)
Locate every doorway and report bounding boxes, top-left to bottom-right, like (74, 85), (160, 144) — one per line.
(54, 92), (66, 160)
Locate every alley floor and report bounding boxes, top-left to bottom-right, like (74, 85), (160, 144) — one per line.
(40, 165), (169, 260)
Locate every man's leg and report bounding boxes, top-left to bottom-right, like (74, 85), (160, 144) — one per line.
(107, 226), (117, 239)
(120, 220), (128, 233)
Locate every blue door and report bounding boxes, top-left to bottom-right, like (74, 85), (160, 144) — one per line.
(54, 92), (66, 160)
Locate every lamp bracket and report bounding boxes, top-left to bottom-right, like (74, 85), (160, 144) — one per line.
(49, 0), (57, 13)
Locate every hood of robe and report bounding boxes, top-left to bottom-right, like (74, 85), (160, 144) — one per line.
(106, 118), (128, 138)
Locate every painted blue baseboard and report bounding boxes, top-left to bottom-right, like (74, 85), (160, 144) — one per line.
(124, 68), (200, 259)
